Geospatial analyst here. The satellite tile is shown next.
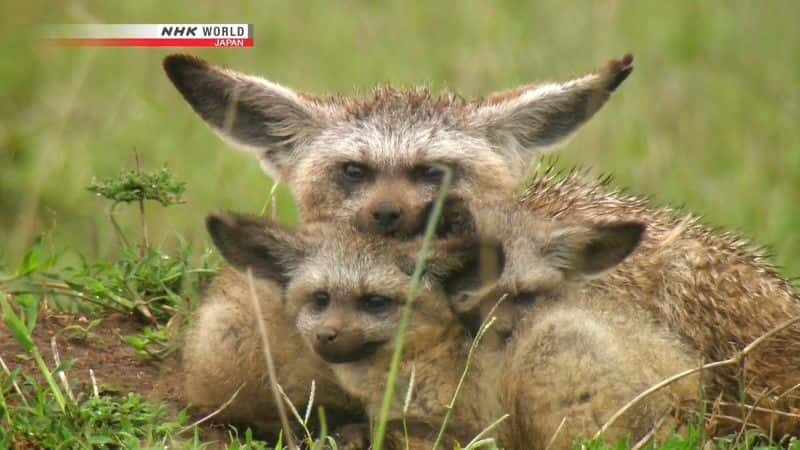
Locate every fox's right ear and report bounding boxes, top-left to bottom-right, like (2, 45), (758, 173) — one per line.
(471, 54), (633, 176)
(164, 55), (330, 180)
(545, 220), (645, 278)
(206, 212), (306, 285)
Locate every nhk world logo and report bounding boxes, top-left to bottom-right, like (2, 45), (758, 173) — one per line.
(45, 24), (253, 48)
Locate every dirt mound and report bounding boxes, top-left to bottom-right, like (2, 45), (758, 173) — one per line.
(0, 311), (171, 399)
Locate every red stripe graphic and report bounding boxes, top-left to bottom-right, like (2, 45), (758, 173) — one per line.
(51, 38), (253, 48)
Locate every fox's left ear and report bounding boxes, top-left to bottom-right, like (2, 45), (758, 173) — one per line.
(206, 212), (307, 286)
(164, 54), (332, 180)
(471, 54), (633, 171)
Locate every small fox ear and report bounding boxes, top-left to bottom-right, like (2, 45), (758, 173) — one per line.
(164, 54), (329, 180)
(206, 212), (306, 285)
(472, 54), (633, 175)
(545, 220), (644, 278)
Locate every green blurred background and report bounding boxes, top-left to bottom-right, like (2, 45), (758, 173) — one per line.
(1, 1), (798, 275)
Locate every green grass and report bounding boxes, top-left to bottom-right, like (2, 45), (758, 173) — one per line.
(1, 386), (188, 449)
(0, 309), (272, 449)
(1, 1), (799, 448)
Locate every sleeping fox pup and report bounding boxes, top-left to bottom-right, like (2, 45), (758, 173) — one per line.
(167, 53), (634, 430)
(204, 208), (698, 449)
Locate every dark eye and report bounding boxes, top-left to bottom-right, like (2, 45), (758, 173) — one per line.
(341, 162), (369, 182)
(310, 291), (330, 311)
(361, 295), (395, 314)
(514, 291), (546, 306)
(414, 165), (446, 184)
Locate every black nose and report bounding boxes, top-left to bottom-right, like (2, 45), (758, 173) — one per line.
(316, 329), (338, 343)
(372, 203), (402, 227)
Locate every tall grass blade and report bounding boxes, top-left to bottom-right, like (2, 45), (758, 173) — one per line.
(372, 165), (452, 450)
(0, 294), (67, 412)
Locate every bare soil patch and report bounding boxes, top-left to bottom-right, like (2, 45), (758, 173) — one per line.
(0, 311), (167, 396)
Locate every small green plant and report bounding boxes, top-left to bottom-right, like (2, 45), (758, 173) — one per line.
(1, 160), (217, 324)
(60, 243), (216, 322)
(122, 325), (171, 359)
(87, 153), (185, 251)
(87, 164), (186, 208)
(57, 318), (102, 342)
(2, 237), (216, 324)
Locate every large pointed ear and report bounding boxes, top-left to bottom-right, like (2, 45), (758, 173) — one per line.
(164, 54), (330, 179)
(206, 212), (307, 285)
(472, 54), (633, 169)
(544, 220), (644, 278)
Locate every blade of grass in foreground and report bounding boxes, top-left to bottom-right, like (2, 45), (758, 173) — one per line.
(371, 165), (452, 450)
(0, 293), (67, 412)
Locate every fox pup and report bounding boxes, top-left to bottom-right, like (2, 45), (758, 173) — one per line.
(205, 210), (698, 449)
(444, 172), (800, 436)
(167, 54), (634, 429)
(508, 169), (800, 435)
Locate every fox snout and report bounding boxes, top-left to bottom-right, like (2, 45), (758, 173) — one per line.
(371, 202), (403, 229)
(356, 197), (426, 237)
(313, 325), (385, 364)
(356, 195), (475, 238)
